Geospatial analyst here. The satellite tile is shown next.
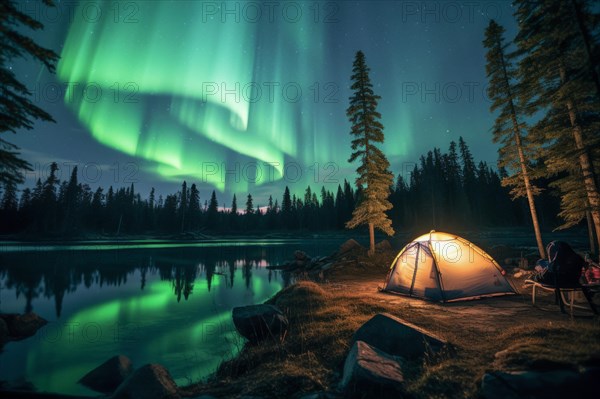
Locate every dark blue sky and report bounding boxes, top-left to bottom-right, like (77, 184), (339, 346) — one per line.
(12, 0), (519, 205)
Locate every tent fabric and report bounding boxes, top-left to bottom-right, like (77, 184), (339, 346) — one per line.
(383, 231), (516, 302)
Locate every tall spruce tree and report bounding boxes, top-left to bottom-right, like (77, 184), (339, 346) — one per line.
(514, 0), (600, 251)
(206, 190), (219, 229)
(281, 186), (292, 228)
(188, 183), (200, 229)
(179, 181), (188, 232)
(0, 0), (59, 187)
(484, 20), (545, 258)
(345, 51), (394, 255)
(245, 194), (254, 214)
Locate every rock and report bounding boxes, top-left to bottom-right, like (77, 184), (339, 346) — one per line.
(352, 313), (447, 359)
(112, 363), (179, 399)
(375, 240), (392, 251)
(0, 313), (47, 340)
(340, 340), (405, 397)
(338, 239), (363, 254)
(320, 263), (333, 271)
(294, 250), (310, 261)
(79, 355), (133, 393)
(352, 313), (447, 360)
(293, 251), (311, 268)
(232, 304), (289, 343)
(481, 370), (581, 399)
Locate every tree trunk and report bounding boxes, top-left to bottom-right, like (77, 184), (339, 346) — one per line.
(560, 65), (600, 251)
(368, 222), (375, 256)
(498, 38), (545, 259)
(513, 125), (546, 259)
(586, 210), (596, 256)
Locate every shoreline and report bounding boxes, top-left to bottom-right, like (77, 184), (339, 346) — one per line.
(1, 237), (598, 398)
(179, 247), (600, 398)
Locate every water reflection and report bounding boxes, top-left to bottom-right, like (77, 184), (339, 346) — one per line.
(0, 241), (338, 395)
(0, 245), (295, 317)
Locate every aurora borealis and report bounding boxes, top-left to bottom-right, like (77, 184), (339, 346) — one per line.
(13, 0), (518, 202)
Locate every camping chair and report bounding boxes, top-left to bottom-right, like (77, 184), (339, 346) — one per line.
(524, 241), (598, 316)
(523, 279), (597, 315)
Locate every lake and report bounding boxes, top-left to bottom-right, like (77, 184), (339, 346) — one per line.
(0, 239), (342, 395)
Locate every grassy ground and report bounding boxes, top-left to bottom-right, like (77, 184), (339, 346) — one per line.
(182, 249), (600, 399)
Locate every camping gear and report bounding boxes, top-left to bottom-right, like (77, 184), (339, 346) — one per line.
(524, 241), (598, 315)
(383, 231), (516, 302)
(545, 241), (585, 286)
(583, 254), (600, 285)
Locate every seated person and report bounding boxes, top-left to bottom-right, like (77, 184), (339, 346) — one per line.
(533, 241), (585, 287)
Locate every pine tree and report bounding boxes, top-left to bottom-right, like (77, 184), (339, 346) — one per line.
(62, 166), (82, 232)
(188, 184), (200, 230)
(245, 194), (254, 214)
(484, 19), (545, 258)
(179, 181), (188, 232)
(1, 182), (17, 211)
(458, 136), (477, 222)
(90, 187), (104, 230)
(281, 186), (292, 228)
(514, 0), (600, 251)
(0, 1), (59, 187)
(444, 141), (464, 227)
(231, 193), (238, 215)
(40, 162), (59, 231)
(206, 190), (219, 230)
(345, 51), (394, 255)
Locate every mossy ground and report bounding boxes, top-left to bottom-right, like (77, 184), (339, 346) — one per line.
(182, 248), (600, 399)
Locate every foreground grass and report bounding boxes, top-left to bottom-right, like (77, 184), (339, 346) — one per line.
(182, 251), (600, 398)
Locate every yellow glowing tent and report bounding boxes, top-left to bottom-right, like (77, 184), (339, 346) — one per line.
(383, 231), (516, 302)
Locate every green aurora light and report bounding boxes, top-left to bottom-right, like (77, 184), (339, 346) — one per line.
(18, 272), (282, 395)
(57, 0), (355, 194)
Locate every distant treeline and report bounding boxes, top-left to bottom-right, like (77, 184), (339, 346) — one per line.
(0, 137), (560, 236)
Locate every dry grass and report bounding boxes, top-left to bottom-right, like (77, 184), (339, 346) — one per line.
(182, 251), (600, 398)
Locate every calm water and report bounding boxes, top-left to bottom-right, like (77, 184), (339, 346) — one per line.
(0, 239), (341, 395)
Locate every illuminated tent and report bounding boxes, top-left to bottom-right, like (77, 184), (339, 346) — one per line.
(383, 231), (516, 302)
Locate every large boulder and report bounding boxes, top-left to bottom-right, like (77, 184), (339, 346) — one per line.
(338, 239), (363, 255)
(375, 240), (392, 252)
(351, 313), (447, 359)
(481, 370), (582, 399)
(232, 304), (288, 344)
(294, 250), (311, 268)
(112, 364), (179, 399)
(340, 340), (405, 397)
(0, 313), (47, 340)
(79, 355), (133, 393)
(294, 250), (310, 261)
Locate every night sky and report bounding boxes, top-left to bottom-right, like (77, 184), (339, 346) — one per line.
(12, 0), (518, 205)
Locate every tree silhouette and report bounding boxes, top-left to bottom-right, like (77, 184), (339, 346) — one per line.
(345, 50), (394, 255)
